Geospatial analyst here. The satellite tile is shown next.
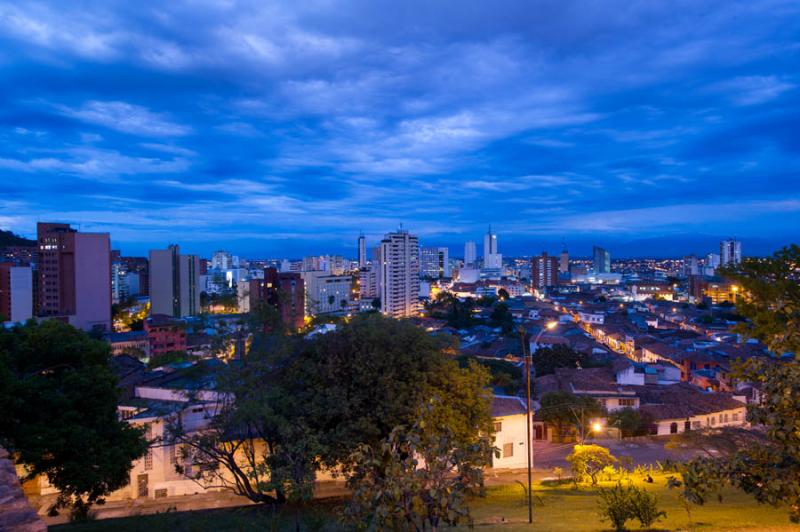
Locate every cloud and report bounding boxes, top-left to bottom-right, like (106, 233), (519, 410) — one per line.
(56, 101), (191, 137)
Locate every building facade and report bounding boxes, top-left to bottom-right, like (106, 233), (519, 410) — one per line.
(531, 252), (559, 289)
(36, 222), (111, 331)
(420, 246), (450, 279)
(149, 245), (201, 318)
(378, 230), (420, 318)
(720, 239), (742, 266)
(0, 263), (33, 323)
(464, 241), (476, 267)
(250, 268), (305, 330)
(593, 245), (611, 274)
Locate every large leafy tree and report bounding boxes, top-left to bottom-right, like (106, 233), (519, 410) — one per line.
(680, 245), (800, 522)
(298, 313), (494, 472)
(0, 320), (147, 519)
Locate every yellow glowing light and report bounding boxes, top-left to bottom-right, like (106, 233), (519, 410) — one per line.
(592, 422), (603, 433)
(545, 321), (558, 330)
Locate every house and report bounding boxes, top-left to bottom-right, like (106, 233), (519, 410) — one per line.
(635, 383), (747, 435)
(535, 366), (640, 413)
(145, 314), (188, 357)
(491, 395), (529, 469)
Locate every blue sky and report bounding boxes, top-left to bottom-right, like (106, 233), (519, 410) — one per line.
(1, 0), (799, 258)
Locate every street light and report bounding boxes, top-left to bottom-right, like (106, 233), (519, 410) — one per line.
(519, 320), (558, 524)
(592, 421), (603, 434)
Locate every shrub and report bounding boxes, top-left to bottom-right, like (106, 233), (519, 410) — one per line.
(597, 483), (633, 531)
(566, 444), (617, 486)
(629, 486), (666, 528)
(597, 482), (666, 531)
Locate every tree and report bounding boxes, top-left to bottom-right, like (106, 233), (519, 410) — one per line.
(566, 444), (617, 486)
(539, 391), (603, 442)
(0, 320), (148, 519)
(533, 345), (593, 376)
(299, 313), (494, 472)
(680, 245), (800, 522)
(489, 302), (514, 334)
(721, 244), (800, 355)
(608, 407), (651, 438)
(345, 402), (494, 531)
(597, 482), (666, 531)
(497, 288), (510, 301)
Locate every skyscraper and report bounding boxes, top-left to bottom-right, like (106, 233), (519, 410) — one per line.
(378, 229), (420, 318)
(37, 222), (111, 331)
(483, 227), (502, 269)
(149, 244), (200, 318)
(420, 247), (450, 279)
(358, 233), (367, 269)
(593, 246), (611, 274)
(464, 241), (476, 267)
(531, 252), (559, 289)
(720, 239), (742, 266)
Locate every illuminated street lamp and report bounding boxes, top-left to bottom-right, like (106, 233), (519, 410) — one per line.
(519, 320), (558, 524)
(592, 421), (603, 434)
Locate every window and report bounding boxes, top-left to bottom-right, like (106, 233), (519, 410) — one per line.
(503, 443), (514, 458)
(144, 449), (153, 470)
(710, 416), (716, 426)
(692, 421), (702, 429)
(732, 413), (739, 422)
(619, 398), (635, 407)
(493, 422), (502, 433)
(670, 422), (678, 434)
(169, 445), (177, 464)
(154, 488), (168, 499)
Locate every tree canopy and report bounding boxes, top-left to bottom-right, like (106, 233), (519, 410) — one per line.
(533, 344), (594, 376)
(0, 320), (147, 519)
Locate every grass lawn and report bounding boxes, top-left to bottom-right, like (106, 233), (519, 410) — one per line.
(54, 473), (798, 531)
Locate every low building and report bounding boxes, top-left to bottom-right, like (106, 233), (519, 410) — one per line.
(491, 395), (529, 469)
(109, 330), (150, 357)
(145, 314), (187, 357)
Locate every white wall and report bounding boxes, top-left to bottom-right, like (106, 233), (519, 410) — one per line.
(492, 413), (529, 469)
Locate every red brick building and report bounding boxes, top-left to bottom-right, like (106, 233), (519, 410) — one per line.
(144, 314), (187, 357)
(249, 267), (305, 331)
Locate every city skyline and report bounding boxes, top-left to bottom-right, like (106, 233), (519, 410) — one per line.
(1, 1), (799, 257)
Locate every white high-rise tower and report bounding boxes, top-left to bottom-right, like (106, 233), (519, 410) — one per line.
(720, 239), (742, 266)
(464, 241), (476, 267)
(378, 229), (420, 318)
(357, 233), (367, 269)
(483, 226), (502, 269)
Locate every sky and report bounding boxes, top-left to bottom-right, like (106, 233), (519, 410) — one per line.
(0, 0), (799, 259)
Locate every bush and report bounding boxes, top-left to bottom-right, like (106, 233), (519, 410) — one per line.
(597, 483), (633, 531)
(597, 482), (666, 531)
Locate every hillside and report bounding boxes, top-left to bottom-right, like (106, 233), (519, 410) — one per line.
(0, 229), (35, 248)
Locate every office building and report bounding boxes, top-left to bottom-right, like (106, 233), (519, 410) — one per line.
(483, 227), (502, 269)
(358, 234), (367, 269)
(593, 246), (611, 274)
(378, 229), (420, 318)
(303, 271), (353, 315)
(683, 255), (699, 277)
(37, 222), (111, 331)
(703, 253), (720, 276)
(531, 252), (559, 289)
(211, 250), (238, 270)
(0, 263), (33, 323)
(720, 239), (742, 266)
(121, 256), (149, 296)
(420, 246), (450, 279)
(464, 241), (477, 267)
(149, 245), (201, 318)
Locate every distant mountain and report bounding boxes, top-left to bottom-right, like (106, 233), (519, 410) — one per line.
(0, 230), (35, 248)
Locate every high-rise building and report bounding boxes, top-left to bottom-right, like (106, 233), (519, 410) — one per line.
(0, 263), (33, 323)
(703, 253), (720, 276)
(37, 222), (111, 331)
(121, 256), (149, 296)
(531, 252), (559, 289)
(250, 268), (305, 330)
(593, 246), (611, 274)
(483, 226), (502, 269)
(720, 239), (742, 266)
(683, 255), (699, 277)
(111, 261), (130, 304)
(420, 247), (450, 279)
(211, 250), (236, 270)
(559, 246), (569, 274)
(358, 266), (378, 300)
(358, 234), (367, 269)
(464, 241), (477, 267)
(378, 230), (420, 318)
(149, 245), (200, 318)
